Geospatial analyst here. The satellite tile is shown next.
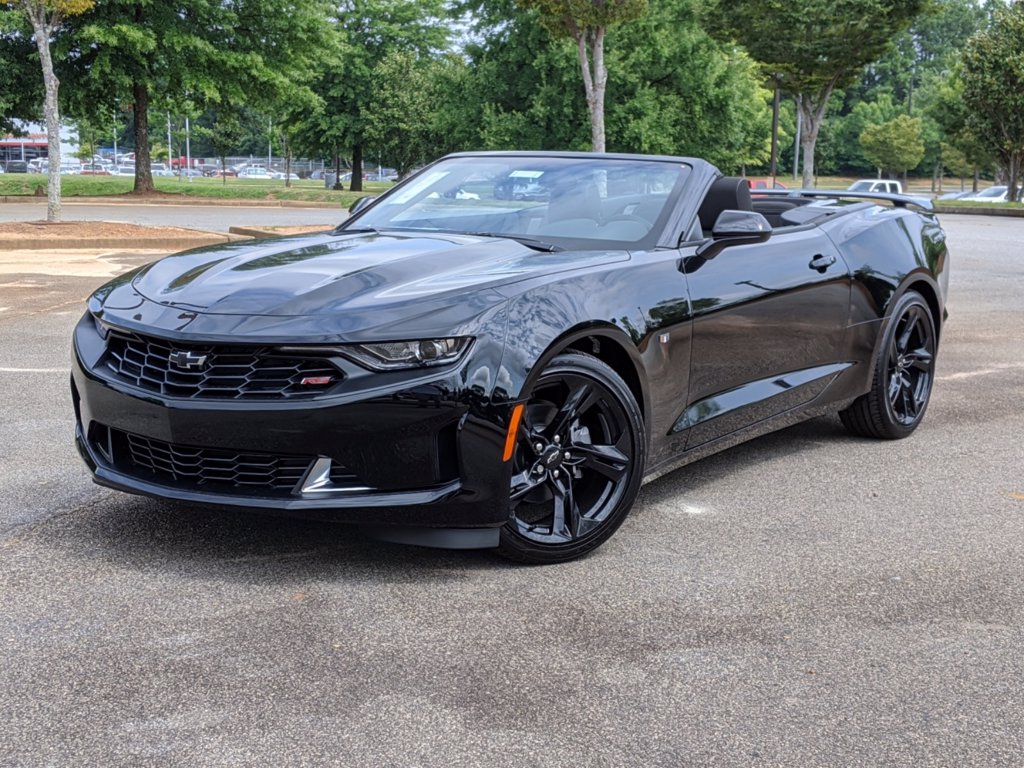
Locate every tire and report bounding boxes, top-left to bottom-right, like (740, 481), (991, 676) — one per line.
(498, 352), (646, 564)
(840, 290), (937, 439)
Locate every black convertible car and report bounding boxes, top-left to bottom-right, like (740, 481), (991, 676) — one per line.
(72, 152), (949, 563)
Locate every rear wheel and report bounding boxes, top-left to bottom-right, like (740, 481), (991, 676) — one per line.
(498, 352), (645, 564)
(840, 290), (937, 439)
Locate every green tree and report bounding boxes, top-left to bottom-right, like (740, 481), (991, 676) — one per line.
(194, 105), (247, 185)
(7, 0), (94, 221)
(518, 0), (647, 152)
(926, 66), (991, 190)
(606, 0), (772, 169)
(61, 0), (327, 194)
(286, 0), (448, 191)
(0, 10), (41, 134)
(364, 51), (450, 177)
(859, 114), (925, 178)
(960, 1), (1024, 203)
(707, 0), (927, 187)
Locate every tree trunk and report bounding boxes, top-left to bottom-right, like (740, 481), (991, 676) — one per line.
(26, 5), (61, 222)
(1007, 152), (1021, 204)
(797, 84), (836, 190)
(132, 80), (155, 193)
(575, 28), (607, 153)
(351, 144), (363, 192)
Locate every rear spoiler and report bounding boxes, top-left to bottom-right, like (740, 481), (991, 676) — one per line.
(753, 188), (934, 212)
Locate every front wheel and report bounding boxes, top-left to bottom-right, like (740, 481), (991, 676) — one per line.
(840, 290), (937, 439)
(498, 352), (646, 564)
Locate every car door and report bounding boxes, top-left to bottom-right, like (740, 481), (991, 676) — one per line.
(677, 226), (852, 449)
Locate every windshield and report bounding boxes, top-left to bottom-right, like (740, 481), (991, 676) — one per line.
(346, 155), (690, 248)
(975, 186), (1006, 198)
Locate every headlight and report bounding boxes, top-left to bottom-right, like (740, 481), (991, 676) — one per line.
(344, 338), (473, 371)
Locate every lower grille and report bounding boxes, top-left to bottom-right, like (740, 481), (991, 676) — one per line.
(89, 425), (365, 497)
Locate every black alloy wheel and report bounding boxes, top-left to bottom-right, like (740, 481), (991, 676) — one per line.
(498, 352), (645, 564)
(840, 290), (937, 439)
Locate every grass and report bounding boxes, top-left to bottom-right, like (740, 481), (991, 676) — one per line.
(3, 172), (1017, 212)
(0, 173), (394, 207)
(934, 199), (1024, 210)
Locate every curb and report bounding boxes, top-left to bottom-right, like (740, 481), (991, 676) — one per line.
(934, 205), (1024, 218)
(0, 230), (251, 251)
(227, 225), (334, 239)
(0, 195), (345, 209)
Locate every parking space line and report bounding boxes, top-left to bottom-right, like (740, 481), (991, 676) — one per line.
(0, 367), (72, 373)
(938, 363), (1024, 381)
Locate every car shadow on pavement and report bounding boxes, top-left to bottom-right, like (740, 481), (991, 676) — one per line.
(27, 415), (852, 582)
(636, 413), (850, 508)
(29, 492), (517, 585)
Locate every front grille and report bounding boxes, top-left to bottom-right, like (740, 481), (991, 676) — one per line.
(89, 425), (366, 497)
(103, 330), (341, 400)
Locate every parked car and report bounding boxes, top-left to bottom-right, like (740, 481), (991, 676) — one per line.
(59, 162), (82, 175)
(177, 168), (204, 178)
(111, 165), (135, 177)
(238, 166), (273, 179)
(960, 185), (1015, 203)
(270, 170), (300, 181)
(848, 179), (903, 194)
(80, 163), (112, 176)
(936, 190), (974, 200)
(72, 151), (949, 563)
(3, 160), (29, 174)
(745, 177), (788, 191)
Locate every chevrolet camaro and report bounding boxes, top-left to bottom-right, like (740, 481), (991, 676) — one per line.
(72, 152), (949, 563)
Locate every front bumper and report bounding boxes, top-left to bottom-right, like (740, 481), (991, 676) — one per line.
(71, 317), (514, 535)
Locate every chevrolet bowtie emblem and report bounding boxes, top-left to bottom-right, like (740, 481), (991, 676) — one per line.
(168, 350), (209, 371)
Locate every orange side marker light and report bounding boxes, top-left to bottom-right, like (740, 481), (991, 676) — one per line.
(503, 403), (525, 462)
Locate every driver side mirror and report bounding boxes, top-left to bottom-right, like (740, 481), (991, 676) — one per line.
(695, 210), (772, 259)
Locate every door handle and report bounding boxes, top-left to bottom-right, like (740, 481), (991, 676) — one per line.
(809, 254), (836, 272)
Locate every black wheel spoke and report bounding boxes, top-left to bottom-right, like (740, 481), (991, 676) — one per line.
(907, 346), (933, 371)
(550, 476), (577, 540)
(901, 380), (917, 419)
(888, 371), (902, 404)
(510, 470), (542, 501)
(897, 311), (920, 353)
(571, 442), (629, 481)
(549, 381), (597, 439)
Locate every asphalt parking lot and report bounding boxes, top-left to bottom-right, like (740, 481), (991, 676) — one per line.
(1, 213), (1022, 767)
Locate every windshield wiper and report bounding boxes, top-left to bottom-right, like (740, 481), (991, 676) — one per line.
(464, 232), (563, 252)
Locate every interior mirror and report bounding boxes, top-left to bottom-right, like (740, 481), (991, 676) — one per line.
(695, 210), (772, 259)
(349, 196), (377, 215)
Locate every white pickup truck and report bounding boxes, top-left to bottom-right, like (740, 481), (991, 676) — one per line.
(848, 179), (903, 194)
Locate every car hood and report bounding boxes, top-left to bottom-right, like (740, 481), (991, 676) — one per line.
(127, 230), (626, 318)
